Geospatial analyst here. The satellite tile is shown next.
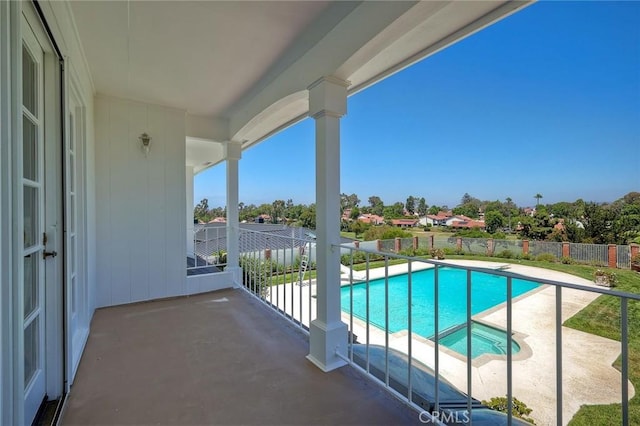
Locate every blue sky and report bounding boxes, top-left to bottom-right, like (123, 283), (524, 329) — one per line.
(195, 1), (639, 210)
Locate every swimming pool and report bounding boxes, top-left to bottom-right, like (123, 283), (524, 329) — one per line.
(340, 267), (539, 357)
(439, 322), (521, 358)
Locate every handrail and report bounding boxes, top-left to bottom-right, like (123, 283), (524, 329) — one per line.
(334, 241), (635, 425)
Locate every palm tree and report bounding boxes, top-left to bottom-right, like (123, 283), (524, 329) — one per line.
(534, 193), (543, 207)
(505, 197), (513, 231)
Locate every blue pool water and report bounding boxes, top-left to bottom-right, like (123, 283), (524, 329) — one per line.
(439, 323), (521, 358)
(341, 267), (539, 356)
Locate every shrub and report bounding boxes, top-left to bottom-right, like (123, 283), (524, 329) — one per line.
(560, 256), (573, 264)
(362, 225), (411, 241)
(496, 250), (514, 259)
(429, 248), (445, 259)
(340, 251), (384, 266)
(594, 269), (617, 287)
(492, 231), (507, 240)
(399, 247), (431, 257)
(535, 253), (556, 263)
(240, 256), (277, 296)
(482, 396), (535, 424)
(341, 252), (365, 266)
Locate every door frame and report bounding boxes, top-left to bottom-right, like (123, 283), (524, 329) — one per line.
(15, 2), (65, 424)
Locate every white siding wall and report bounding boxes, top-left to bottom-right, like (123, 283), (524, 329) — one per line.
(95, 96), (186, 307)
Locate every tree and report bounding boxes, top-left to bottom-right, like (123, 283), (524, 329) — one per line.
(428, 205), (441, 215)
(272, 199), (285, 224)
(298, 204), (316, 229)
(368, 195), (384, 216)
(285, 199), (294, 218)
(383, 202), (404, 219)
(417, 197), (428, 216)
(485, 211), (505, 234)
(452, 203), (479, 219)
(349, 220), (369, 238)
(505, 197), (513, 232)
(194, 198), (210, 222)
(350, 206), (360, 220)
(340, 193), (360, 212)
(461, 193), (475, 205)
(517, 216), (536, 239)
(405, 196), (416, 215)
(455, 193), (480, 218)
(534, 193), (543, 206)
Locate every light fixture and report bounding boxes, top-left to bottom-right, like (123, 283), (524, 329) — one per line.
(139, 132), (151, 156)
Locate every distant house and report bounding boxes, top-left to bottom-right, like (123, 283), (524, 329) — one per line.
(421, 214), (449, 226)
(391, 218), (419, 228)
(449, 219), (486, 230)
(358, 214), (384, 225)
(445, 215), (475, 226)
(208, 217), (226, 223)
(254, 214), (272, 223)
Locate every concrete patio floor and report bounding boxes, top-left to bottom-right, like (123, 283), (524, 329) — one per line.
(61, 288), (419, 425)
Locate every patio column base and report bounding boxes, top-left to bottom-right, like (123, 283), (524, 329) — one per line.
(226, 266), (242, 288)
(307, 319), (348, 372)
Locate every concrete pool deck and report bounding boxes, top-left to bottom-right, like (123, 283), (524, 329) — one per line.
(269, 259), (633, 425)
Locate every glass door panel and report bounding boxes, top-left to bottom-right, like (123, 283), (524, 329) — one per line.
(22, 12), (46, 425)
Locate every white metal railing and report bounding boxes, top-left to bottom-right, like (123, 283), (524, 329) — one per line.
(238, 228), (316, 332)
(336, 243), (638, 426)
(233, 228), (637, 424)
(188, 224), (227, 273)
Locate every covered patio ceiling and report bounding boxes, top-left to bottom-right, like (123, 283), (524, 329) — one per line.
(70, 0), (531, 172)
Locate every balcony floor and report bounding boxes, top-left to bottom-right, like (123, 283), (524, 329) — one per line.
(62, 288), (417, 425)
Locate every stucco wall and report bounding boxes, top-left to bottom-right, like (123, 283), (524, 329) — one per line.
(95, 96), (186, 307)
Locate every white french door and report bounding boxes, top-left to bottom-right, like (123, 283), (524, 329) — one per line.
(66, 83), (89, 381)
(21, 13), (47, 425)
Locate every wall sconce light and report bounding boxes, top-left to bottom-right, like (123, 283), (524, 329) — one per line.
(139, 132), (151, 156)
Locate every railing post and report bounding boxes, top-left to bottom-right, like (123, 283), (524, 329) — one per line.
(413, 236), (418, 250)
(562, 242), (570, 259)
(487, 238), (494, 256)
(376, 239), (382, 252)
(264, 248), (271, 260)
(456, 237), (462, 251)
(394, 237), (401, 253)
(523, 239), (529, 256)
(354, 240), (360, 249)
(429, 234), (434, 250)
(608, 244), (617, 268)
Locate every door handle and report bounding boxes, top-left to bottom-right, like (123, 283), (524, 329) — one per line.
(43, 250), (58, 259)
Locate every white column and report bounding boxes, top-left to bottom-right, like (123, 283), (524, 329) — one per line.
(186, 166), (195, 257)
(224, 140), (242, 287)
(307, 76), (349, 372)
